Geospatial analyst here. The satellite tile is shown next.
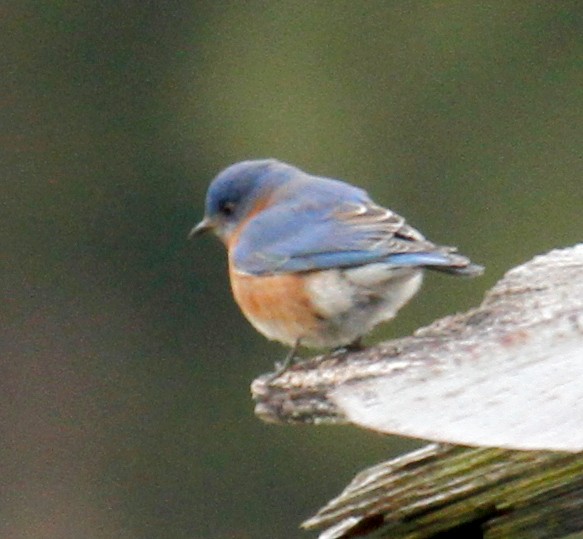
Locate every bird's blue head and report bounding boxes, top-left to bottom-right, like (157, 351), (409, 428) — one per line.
(190, 159), (296, 243)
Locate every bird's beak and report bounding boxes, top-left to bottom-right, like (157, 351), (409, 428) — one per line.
(188, 217), (214, 239)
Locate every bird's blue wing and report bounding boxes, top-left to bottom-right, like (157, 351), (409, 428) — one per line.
(232, 196), (477, 275)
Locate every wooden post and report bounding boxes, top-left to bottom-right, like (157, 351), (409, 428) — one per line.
(252, 244), (583, 538)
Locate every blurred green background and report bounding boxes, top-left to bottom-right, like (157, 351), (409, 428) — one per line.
(2, 1), (581, 538)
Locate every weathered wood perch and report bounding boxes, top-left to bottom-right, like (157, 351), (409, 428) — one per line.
(251, 244), (583, 538)
(303, 444), (583, 539)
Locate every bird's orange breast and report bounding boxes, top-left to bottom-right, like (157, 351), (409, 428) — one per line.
(228, 261), (322, 346)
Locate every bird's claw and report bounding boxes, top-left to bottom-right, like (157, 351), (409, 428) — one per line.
(266, 339), (302, 383)
(330, 337), (364, 358)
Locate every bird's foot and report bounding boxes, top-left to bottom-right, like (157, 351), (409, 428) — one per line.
(266, 339), (301, 382)
(330, 337), (364, 358)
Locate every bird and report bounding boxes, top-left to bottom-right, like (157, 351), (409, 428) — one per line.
(190, 159), (483, 376)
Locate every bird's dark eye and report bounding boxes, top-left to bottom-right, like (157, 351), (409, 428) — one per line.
(220, 201), (235, 216)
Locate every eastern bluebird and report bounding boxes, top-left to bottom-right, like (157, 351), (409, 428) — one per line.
(190, 159), (483, 374)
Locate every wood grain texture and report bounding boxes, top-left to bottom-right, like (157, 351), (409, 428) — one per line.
(252, 244), (583, 451)
(302, 444), (583, 539)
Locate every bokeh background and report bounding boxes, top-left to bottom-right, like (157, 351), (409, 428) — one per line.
(2, 2), (582, 538)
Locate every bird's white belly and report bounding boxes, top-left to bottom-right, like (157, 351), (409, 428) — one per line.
(304, 265), (423, 347)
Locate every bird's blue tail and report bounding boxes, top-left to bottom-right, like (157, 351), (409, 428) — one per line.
(387, 253), (484, 277)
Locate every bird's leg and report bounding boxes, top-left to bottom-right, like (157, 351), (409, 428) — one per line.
(269, 338), (302, 380)
(330, 336), (364, 357)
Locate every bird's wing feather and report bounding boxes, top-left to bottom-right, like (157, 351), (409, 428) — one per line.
(233, 201), (475, 275)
